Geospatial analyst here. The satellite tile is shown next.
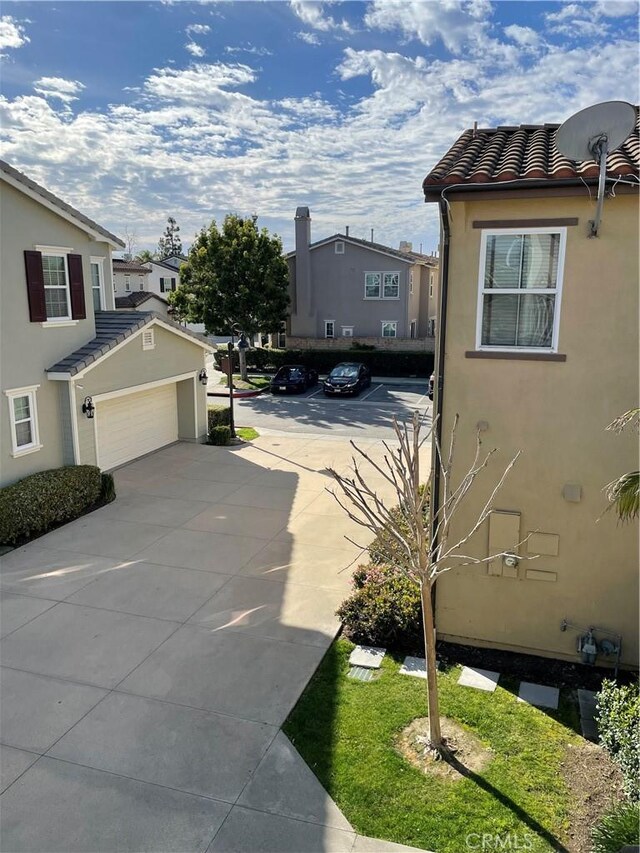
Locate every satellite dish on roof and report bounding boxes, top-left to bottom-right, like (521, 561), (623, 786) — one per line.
(556, 100), (636, 237)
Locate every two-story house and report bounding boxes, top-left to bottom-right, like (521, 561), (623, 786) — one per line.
(286, 207), (438, 350)
(144, 255), (187, 298)
(112, 259), (170, 318)
(0, 160), (213, 486)
(423, 107), (639, 668)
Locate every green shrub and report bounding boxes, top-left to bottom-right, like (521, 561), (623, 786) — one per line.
(213, 347), (434, 377)
(209, 425), (232, 446)
(596, 680), (640, 801)
(208, 406), (231, 429)
(591, 801), (640, 853)
(100, 472), (116, 504)
(0, 465), (103, 546)
(337, 563), (423, 651)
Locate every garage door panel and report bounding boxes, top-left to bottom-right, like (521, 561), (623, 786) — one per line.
(97, 384), (179, 470)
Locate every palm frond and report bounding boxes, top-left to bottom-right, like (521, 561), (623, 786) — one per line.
(605, 471), (640, 523)
(606, 408), (640, 435)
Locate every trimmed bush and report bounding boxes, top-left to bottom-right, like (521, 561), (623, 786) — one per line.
(208, 406), (231, 429)
(209, 425), (232, 446)
(368, 486), (429, 567)
(337, 563), (423, 651)
(591, 801), (640, 853)
(596, 679), (640, 801)
(213, 347), (434, 378)
(100, 472), (116, 504)
(0, 465), (103, 546)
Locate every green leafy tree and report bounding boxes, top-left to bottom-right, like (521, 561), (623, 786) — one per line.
(157, 216), (183, 259)
(170, 213), (289, 340)
(135, 249), (156, 264)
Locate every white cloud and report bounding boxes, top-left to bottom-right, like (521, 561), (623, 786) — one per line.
(504, 24), (541, 49)
(363, 0), (494, 54)
(289, 1), (352, 33)
(296, 31), (321, 45)
(142, 62), (257, 103)
(33, 77), (85, 103)
(185, 41), (206, 58)
(186, 23), (211, 35)
(225, 44), (273, 56)
(595, 1), (639, 16)
(0, 15), (29, 53)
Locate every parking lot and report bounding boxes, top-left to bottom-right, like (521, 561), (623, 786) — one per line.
(231, 381), (432, 439)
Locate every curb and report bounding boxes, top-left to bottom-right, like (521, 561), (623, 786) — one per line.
(207, 388), (268, 399)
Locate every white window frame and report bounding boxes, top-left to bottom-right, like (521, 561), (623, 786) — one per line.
(335, 241), (345, 254)
(37, 245), (72, 323)
(142, 329), (155, 351)
(5, 385), (42, 457)
(364, 271), (400, 300)
(324, 320), (335, 339)
(124, 275), (131, 293)
(410, 319), (417, 339)
(409, 270), (414, 294)
(341, 326), (354, 337)
(90, 256), (105, 311)
(476, 227), (566, 353)
(277, 331), (286, 348)
(381, 321), (397, 338)
(429, 282), (434, 298)
(138, 275), (144, 291)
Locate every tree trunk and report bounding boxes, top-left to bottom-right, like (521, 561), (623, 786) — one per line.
(238, 347), (248, 382)
(421, 580), (442, 748)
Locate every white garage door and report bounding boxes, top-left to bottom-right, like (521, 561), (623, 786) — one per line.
(97, 383), (179, 470)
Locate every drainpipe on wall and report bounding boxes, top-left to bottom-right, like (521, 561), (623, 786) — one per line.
(430, 198), (451, 615)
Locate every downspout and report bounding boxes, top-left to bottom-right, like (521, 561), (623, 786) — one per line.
(430, 198), (451, 616)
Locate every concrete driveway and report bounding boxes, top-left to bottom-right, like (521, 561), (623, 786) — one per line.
(0, 436), (425, 853)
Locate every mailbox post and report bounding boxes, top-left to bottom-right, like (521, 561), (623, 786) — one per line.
(226, 341), (236, 439)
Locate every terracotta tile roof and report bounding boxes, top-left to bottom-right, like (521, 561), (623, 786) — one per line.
(47, 311), (211, 376)
(423, 108), (639, 195)
(112, 259), (151, 274)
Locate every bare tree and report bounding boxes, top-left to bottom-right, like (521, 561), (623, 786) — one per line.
(122, 226), (138, 262)
(330, 411), (531, 757)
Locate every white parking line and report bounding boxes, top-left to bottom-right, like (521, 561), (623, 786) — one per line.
(359, 383), (382, 402)
(306, 387), (324, 399)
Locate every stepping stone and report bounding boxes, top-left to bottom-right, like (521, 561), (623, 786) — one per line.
(399, 656), (428, 679)
(348, 666), (377, 682)
(457, 666), (500, 692)
(580, 716), (599, 742)
(517, 681), (559, 710)
(577, 689), (597, 715)
(348, 645), (386, 669)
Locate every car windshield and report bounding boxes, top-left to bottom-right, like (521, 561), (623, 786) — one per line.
(275, 367), (303, 380)
(330, 365), (359, 379)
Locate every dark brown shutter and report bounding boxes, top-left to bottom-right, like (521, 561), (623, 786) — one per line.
(68, 254), (86, 320)
(171, 278), (176, 291)
(24, 250), (46, 322)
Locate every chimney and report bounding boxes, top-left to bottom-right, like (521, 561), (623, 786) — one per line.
(345, 225), (349, 237)
(370, 228), (374, 243)
(399, 240), (413, 253)
(473, 120), (478, 138)
(293, 206), (314, 335)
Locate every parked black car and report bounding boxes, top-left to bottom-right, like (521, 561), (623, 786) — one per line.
(270, 364), (318, 394)
(323, 362), (371, 396)
(428, 372), (435, 400)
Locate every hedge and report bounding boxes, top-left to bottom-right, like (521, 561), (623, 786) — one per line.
(0, 466), (105, 546)
(596, 679), (640, 801)
(209, 425), (232, 446)
(208, 406), (231, 430)
(214, 347), (433, 377)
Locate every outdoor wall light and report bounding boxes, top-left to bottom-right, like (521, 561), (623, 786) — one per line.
(198, 368), (208, 385)
(82, 396), (95, 419)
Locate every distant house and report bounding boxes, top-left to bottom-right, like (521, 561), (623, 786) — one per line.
(144, 256), (187, 298)
(285, 207), (438, 350)
(115, 290), (171, 320)
(0, 159), (213, 485)
(423, 108), (639, 668)
(112, 259), (150, 297)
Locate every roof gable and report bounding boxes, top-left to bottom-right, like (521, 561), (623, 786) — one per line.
(287, 234), (423, 265)
(0, 159), (125, 248)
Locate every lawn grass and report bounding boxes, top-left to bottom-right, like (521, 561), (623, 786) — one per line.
(236, 426), (259, 441)
(284, 638), (582, 853)
(219, 374), (270, 390)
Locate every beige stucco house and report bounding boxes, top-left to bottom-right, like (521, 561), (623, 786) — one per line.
(423, 109), (639, 668)
(286, 207), (439, 350)
(0, 160), (212, 486)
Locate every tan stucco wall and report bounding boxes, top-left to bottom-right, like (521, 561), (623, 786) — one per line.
(73, 323), (209, 466)
(434, 191), (639, 667)
(0, 180), (114, 486)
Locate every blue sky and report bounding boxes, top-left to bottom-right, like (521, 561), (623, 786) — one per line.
(1, 1), (638, 255)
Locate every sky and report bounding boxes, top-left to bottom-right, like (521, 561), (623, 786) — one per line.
(0, 1), (638, 256)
